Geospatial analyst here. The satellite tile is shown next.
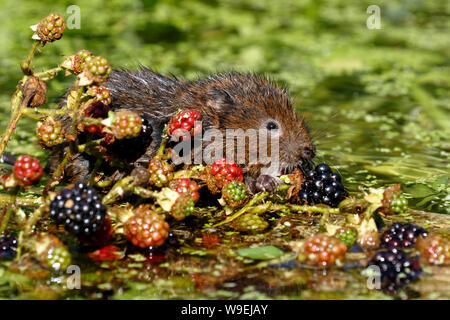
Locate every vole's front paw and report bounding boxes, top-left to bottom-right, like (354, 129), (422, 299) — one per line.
(254, 174), (283, 193)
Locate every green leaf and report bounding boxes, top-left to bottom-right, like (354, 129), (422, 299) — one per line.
(236, 246), (283, 260)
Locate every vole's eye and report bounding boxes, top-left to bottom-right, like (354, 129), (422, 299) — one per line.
(266, 121), (279, 130)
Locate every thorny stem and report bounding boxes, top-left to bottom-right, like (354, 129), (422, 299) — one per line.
(213, 195), (341, 227)
(0, 41), (45, 158)
(0, 189), (18, 234)
(16, 204), (46, 260)
(34, 66), (63, 81)
(43, 149), (72, 196)
(24, 41), (40, 68)
(156, 127), (170, 157)
(0, 102), (26, 158)
(69, 83), (83, 155)
(22, 105), (69, 119)
(102, 176), (136, 205)
(0, 193), (42, 209)
(133, 186), (159, 199)
(88, 158), (103, 187)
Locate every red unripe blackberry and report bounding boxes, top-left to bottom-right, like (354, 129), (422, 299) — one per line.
(36, 117), (65, 147)
(35, 13), (65, 43)
(124, 205), (170, 248)
(415, 233), (449, 265)
(381, 222), (428, 250)
(302, 234), (347, 268)
(168, 110), (202, 141)
(88, 245), (124, 262)
(208, 158), (244, 192)
(367, 248), (422, 293)
(168, 178), (200, 202)
(49, 182), (107, 237)
(13, 155), (43, 186)
(148, 158), (174, 188)
(83, 101), (111, 135)
(87, 85), (112, 105)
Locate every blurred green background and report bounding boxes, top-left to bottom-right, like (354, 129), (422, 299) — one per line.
(0, 0), (449, 213)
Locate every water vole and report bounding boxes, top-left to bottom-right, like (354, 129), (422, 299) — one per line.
(48, 68), (316, 192)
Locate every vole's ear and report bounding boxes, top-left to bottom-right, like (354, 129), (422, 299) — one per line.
(206, 88), (235, 111)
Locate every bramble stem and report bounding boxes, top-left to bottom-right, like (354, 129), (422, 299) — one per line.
(213, 196), (341, 227)
(270, 204), (340, 214)
(156, 136), (169, 157)
(34, 66), (63, 81)
(69, 83), (83, 155)
(0, 102), (26, 158)
(22, 105), (69, 119)
(102, 176), (136, 205)
(16, 204), (46, 260)
(43, 149), (72, 196)
(88, 159), (103, 187)
(25, 41), (39, 68)
(0, 189), (18, 234)
(133, 186), (159, 199)
(0, 193), (42, 209)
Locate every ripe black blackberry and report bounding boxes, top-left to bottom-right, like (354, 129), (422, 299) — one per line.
(49, 182), (107, 236)
(381, 222), (428, 250)
(368, 248), (422, 293)
(0, 234), (18, 260)
(300, 163), (348, 207)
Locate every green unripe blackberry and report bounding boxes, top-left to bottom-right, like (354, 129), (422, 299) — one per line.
(222, 181), (249, 208)
(335, 227), (358, 247)
(87, 56), (112, 78)
(232, 213), (268, 233)
(170, 193), (195, 221)
(36, 13), (66, 43)
(36, 117), (65, 148)
(148, 158), (174, 188)
(391, 193), (408, 214)
(46, 246), (71, 271)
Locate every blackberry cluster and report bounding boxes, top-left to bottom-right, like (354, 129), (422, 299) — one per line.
(368, 249), (422, 293)
(232, 213), (269, 233)
(301, 234), (347, 267)
(49, 182), (107, 236)
(300, 163), (348, 208)
(222, 181), (248, 208)
(0, 234), (18, 260)
(381, 222), (428, 250)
